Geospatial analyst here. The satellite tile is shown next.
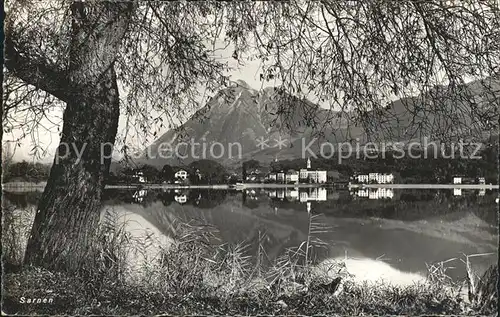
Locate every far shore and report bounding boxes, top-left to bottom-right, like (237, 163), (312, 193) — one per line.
(105, 183), (341, 190)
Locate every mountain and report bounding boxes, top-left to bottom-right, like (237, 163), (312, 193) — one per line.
(143, 78), (499, 168)
(365, 76), (500, 141)
(143, 80), (366, 168)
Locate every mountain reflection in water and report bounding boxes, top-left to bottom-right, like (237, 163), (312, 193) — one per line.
(3, 187), (497, 286)
(100, 187), (497, 284)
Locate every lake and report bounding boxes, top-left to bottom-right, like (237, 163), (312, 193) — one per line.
(3, 187), (498, 286)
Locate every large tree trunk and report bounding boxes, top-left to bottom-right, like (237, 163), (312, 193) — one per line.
(24, 69), (120, 270)
(24, 1), (133, 271)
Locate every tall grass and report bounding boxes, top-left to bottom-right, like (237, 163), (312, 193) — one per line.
(2, 204), (36, 269)
(461, 252), (498, 314)
(2, 207), (497, 315)
(425, 252), (498, 315)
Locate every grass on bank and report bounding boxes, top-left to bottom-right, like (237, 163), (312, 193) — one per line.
(2, 208), (497, 315)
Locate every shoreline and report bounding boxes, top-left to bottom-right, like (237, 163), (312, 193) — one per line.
(105, 183), (340, 189)
(2, 182), (498, 192)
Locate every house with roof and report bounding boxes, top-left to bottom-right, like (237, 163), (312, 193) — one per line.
(174, 169), (188, 180)
(276, 171), (285, 183)
(286, 169), (299, 184)
(266, 173), (277, 182)
(133, 171), (147, 183)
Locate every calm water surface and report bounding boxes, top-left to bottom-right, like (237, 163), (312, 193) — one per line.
(4, 187), (498, 285)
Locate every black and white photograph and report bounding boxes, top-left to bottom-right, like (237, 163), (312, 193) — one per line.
(1, 0), (499, 315)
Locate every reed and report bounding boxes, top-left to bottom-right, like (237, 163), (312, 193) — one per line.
(2, 209), (496, 315)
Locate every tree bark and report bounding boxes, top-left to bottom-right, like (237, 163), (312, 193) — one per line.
(23, 1), (133, 271)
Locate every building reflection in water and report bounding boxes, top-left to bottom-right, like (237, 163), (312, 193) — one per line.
(300, 188), (327, 202)
(129, 187), (494, 211)
(173, 189), (188, 204)
(453, 188), (489, 197)
(267, 187), (328, 213)
(267, 188), (327, 202)
(353, 188), (394, 200)
(174, 194), (188, 204)
(132, 189), (147, 203)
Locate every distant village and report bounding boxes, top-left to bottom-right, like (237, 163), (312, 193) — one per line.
(122, 158), (495, 208)
(3, 155), (492, 189)
(126, 158), (399, 186)
(245, 158), (330, 184)
(127, 158), (392, 186)
(130, 158), (334, 185)
(124, 157), (490, 188)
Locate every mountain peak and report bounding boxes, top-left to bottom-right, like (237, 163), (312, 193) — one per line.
(233, 79), (253, 90)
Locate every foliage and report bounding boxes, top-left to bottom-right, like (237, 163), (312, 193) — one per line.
(2, 161), (51, 183)
(187, 189), (228, 209)
(243, 159), (261, 179)
(3, 0), (499, 295)
(188, 159), (228, 184)
(140, 164), (160, 182)
(161, 164), (175, 182)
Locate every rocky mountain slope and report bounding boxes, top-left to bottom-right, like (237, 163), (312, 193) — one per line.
(143, 77), (499, 168)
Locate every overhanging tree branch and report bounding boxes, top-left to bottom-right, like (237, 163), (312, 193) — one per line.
(4, 33), (73, 102)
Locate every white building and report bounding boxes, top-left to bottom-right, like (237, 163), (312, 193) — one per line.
(454, 188), (462, 196)
(134, 171), (147, 183)
(453, 177), (462, 184)
(355, 174), (369, 184)
(299, 158), (327, 183)
(307, 170), (327, 183)
(355, 173), (394, 184)
(286, 170), (299, 184)
(267, 173), (277, 181)
(369, 173), (394, 184)
(175, 169), (188, 180)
